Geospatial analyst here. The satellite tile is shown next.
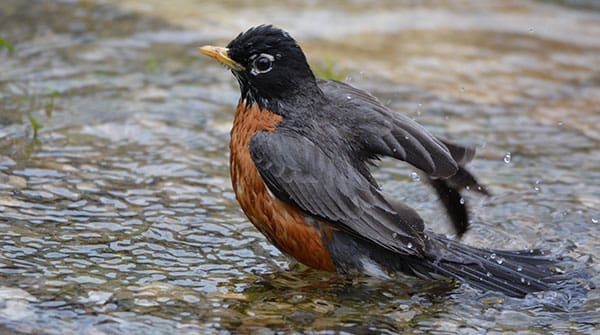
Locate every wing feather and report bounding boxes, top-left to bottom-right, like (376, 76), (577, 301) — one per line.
(318, 78), (459, 177)
(316, 78), (491, 237)
(249, 131), (425, 256)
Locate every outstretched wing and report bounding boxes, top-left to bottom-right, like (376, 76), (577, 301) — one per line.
(249, 130), (426, 256)
(318, 79), (491, 236)
(318, 78), (460, 178)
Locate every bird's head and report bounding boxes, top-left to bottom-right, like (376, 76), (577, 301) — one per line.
(198, 25), (319, 109)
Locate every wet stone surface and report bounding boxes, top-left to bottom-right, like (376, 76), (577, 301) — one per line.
(0, 0), (599, 334)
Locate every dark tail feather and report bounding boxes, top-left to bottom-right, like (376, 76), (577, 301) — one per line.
(405, 234), (574, 298)
(426, 167), (490, 237)
(428, 178), (470, 237)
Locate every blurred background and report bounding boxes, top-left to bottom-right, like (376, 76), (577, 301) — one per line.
(0, 1), (599, 334)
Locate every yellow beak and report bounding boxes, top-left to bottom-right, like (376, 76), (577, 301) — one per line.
(197, 45), (244, 71)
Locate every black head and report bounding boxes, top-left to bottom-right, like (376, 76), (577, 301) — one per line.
(200, 25), (321, 109)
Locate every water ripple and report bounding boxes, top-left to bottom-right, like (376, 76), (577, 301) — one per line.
(0, 0), (598, 334)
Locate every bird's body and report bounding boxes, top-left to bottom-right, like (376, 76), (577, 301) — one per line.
(229, 100), (335, 271)
(199, 25), (572, 297)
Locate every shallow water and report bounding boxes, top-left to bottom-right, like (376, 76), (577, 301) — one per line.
(0, 0), (599, 334)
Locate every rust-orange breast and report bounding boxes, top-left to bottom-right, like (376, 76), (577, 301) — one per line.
(229, 100), (335, 272)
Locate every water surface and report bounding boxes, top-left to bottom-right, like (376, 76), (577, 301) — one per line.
(0, 1), (598, 334)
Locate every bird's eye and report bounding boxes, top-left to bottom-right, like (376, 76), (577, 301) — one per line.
(255, 57), (271, 71)
(251, 54), (274, 75)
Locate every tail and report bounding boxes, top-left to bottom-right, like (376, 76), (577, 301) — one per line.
(404, 234), (578, 298)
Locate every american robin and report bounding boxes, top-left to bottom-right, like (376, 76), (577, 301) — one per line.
(198, 25), (568, 297)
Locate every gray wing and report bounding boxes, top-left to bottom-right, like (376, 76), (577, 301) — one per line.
(249, 130), (426, 256)
(318, 79), (490, 236)
(318, 78), (459, 178)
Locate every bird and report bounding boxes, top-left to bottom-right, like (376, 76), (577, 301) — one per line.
(198, 25), (569, 297)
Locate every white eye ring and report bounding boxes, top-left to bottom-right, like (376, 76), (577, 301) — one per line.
(250, 53), (274, 75)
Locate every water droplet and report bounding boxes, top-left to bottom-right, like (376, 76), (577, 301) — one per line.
(459, 198), (465, 205)
(503, 152), (512, 164)
(557, 121), (564, 127)
(517, 266), (523, 272)
(486, 272), (492, 277)
(489, 253), (496, 260)
(346, 95), (352, 100)
(529, 249), (534, 254)
(592, 218), (598, 224)
(392, 148), (397, 153)
(533, 179), (541, 192)
(416, 103), (423, 116)
(520, 277), (526, 284)
(407, 242), (413, 249)
(465, 186), (471, 191)
(410, 172), (420, 181)
(496, 257), (504, 265)
(392, 232), (399, 239)
(404, 136), (410, 140)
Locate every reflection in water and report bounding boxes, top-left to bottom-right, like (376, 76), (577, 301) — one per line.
(0, 0), (599, 333)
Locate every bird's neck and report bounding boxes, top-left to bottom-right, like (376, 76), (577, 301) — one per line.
(240, 78), (323, 115)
